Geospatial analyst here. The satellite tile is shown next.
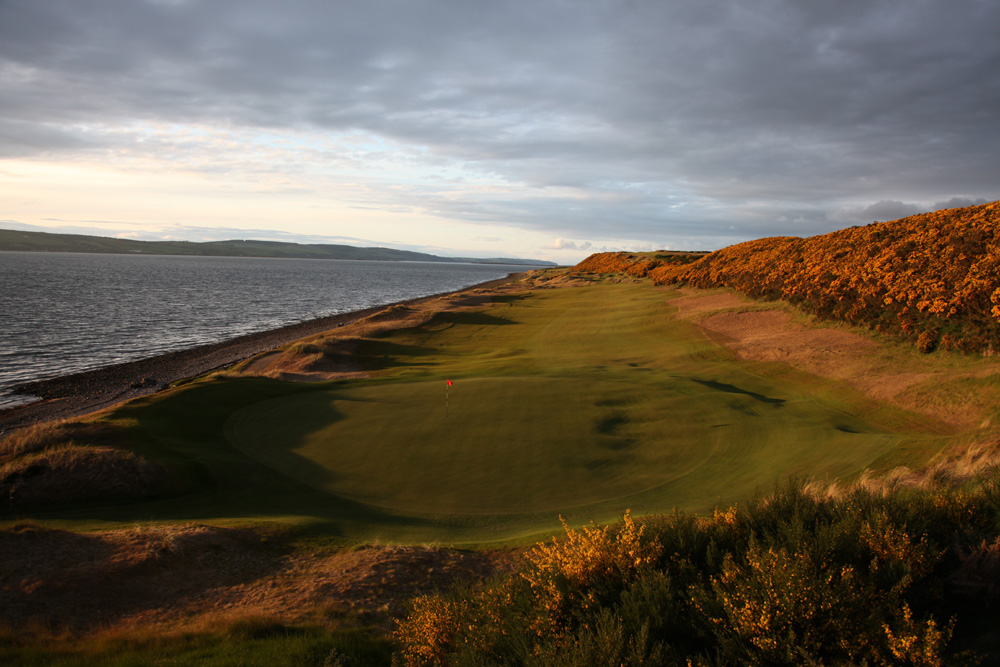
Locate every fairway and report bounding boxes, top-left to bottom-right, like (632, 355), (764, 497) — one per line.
(212, 283), (938, 532)
(31, 281), (950, 542)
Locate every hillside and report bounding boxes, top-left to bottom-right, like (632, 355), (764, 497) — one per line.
(0, 228), (555, 266)
(576, 202), (1000, 353)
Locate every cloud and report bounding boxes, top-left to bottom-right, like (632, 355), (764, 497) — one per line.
(547, 238), (592, 251)
(830, 197), (993, 226)
(829, 200), (925, 225)
(0, 0), (997, 251)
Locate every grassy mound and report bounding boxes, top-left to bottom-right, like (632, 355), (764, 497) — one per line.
(0, 422), (167, 509)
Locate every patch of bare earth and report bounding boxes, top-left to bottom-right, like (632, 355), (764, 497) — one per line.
(0, 523), (517, 634)
(673, 288), (1000, 429)
(670, 289), (758, 320)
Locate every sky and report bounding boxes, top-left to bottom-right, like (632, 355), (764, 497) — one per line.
(1, 0), (997, 263)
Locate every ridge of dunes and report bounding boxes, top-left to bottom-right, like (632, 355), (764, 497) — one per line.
(576, 201), (1000, 353)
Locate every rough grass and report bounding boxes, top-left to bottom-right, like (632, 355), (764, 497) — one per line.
(0, 421), (168, 509)
(0, 420), (70, 463)
(1, 445), (166, 508)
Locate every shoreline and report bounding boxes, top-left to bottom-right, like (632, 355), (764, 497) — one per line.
(0, 273), (523, 431)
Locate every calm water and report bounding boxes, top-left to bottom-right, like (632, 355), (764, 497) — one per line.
(0, 252), (526, 408)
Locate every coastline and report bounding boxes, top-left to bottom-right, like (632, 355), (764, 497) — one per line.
(0, 273), (523, 431)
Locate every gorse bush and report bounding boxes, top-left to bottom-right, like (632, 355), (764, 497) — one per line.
(395, 484), (1000, 665)
(576, 201), (1000, 354)
(574, 251), (707, 278)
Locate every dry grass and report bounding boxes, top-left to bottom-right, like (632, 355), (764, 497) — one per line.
(231, 285), (540, 383)
(802, 438), (1000, 501)
(0, 420), (168, 509)
(0, 521), (516, 637)
(1, 444), (167, 508)
(670, 286), (1000, 430)
(0, 420), (70, 464)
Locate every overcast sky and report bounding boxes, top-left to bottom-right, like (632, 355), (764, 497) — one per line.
(1, 0), (997, 262)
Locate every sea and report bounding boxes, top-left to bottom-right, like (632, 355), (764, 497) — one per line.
(0, 251), (531, 409)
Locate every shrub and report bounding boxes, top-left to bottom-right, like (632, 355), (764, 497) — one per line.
(917, 330), (939, 354)
(394, 481), (1000, 666)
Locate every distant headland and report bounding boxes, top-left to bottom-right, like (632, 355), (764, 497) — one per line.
(0, 228), (557, 266)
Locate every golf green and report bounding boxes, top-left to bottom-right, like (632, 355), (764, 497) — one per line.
(225, 369), (906, 517)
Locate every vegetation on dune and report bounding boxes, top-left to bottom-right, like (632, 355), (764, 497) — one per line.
(0, 421), (167, 509)
(395, 479), (1000, 666)
(573, 250), (708, 278)
(576, 202), (1000, 354)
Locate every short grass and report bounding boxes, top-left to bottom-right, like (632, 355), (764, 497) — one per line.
(8, 283), (953, 543)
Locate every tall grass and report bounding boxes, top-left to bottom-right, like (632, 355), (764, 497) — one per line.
(0, 420), (69, 463)
(0, 419), (167, 508)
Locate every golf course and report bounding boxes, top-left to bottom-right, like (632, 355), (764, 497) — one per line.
(7, 266), (1000, 666)
(30, 278), (953, 545)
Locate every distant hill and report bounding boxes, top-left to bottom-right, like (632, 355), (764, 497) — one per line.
(575, 201), (1000, 353)
(0, 229), (556, 267)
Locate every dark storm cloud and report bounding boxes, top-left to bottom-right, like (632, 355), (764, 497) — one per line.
(1, 0), (997, 246)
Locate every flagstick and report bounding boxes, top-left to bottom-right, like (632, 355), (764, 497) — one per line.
(445, 379), (452, 418)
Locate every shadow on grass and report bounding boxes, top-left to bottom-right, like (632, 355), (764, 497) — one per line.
(7, 378), (440, 533)
(355, 340), (437, 370)
(0, 522), (290, 633)
(436, 311), (518, 327)
(486, 291), (531, 304)
(690, 377), (786, 406)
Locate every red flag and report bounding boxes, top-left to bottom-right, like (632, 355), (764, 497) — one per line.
(446, 379), (453, 387)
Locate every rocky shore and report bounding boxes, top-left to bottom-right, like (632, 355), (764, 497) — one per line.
(0, 274), (521, 432)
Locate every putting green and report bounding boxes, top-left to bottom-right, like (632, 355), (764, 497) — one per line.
(226, 371), (904, 516)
